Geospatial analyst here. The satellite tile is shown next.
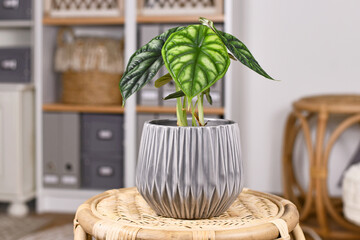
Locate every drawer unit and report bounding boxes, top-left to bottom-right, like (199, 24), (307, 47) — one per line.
(0, 0), (32, 19)
(81, 114), (124, 155)
(43, 113), (80, 188)
(137, 113), (157, 150)
(0, 48), (31, 83)
(203, 79), (224, 108)
(82, 156), (124, 189)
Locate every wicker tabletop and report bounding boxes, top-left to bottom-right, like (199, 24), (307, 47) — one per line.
(74, 187), (305, 240)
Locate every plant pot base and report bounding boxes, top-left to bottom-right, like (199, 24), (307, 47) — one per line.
(139, 184), (240, 219)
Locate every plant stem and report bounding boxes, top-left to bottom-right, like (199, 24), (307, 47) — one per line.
(182, 96), (187, 124)
(190, 100), (197, 126)
(176, 85), (187, 126)
(198, 93), (205, 126)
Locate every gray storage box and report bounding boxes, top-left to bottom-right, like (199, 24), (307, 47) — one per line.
(0, 48), (31, 83)
(81, 156), (124, 189)
(43, 113), (80, 188)
(81, 114), (124, 155)
(203, 79), (224, 108)
(0, 0), (32, 19)
(137, 24), (162, 106)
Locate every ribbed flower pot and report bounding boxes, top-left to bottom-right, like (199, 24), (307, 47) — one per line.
(136, 119), (243, 219)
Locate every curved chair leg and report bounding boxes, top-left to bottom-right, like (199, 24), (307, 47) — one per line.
(292, 224), (306, 240)
(74, 225), (91, 240)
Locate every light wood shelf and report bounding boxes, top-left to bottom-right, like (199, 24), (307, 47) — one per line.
(137, 105), (224, 115)
(43, 16), (125, 25)
(137, 14), (224, 23)
(42, 14), (223, 26)
(43, 103), (224, 115)
(43, 103), (125, 113)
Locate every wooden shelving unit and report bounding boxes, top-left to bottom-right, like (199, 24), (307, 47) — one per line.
(43, 16), (125, 25)
(37, 0), (238, 214)
(43, 103), (224, 115)
(137, 14), (224, 23)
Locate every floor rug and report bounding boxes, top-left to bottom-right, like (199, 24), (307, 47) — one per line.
(0, 215), (50, 240)
(19, 223), (73, 240)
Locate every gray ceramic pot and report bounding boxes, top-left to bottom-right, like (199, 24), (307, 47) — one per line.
(136, 119), (243, 219)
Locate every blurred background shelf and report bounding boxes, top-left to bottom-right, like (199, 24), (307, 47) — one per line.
(42, 15), (223, 25)
(0, 20), (33, 28)
(43, 103), (125, 113)
(43, 103), (224, 115)
(42, 16), (125, 25)
(137, 14), (224, 23)
(36, 0), (233, 214)
(136, 105), (224, 115)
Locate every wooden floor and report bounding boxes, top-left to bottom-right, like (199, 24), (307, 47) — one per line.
(0, 200), (74, 235)
(32, 212), (74, 232)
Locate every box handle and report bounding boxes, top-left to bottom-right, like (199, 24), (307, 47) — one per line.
(3, 0), (19, 9)
(98, 166), (114, 177)
(97, 129), (113, 140)
(1, 59), (17, 71)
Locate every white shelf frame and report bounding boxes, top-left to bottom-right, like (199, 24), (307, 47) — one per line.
(35, 0), (236, 213)
(0, 20), (33, 28)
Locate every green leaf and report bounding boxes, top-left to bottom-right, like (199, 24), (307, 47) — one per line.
(162, 25), (230, 99)
(228, 52), (237, 61)
(119, 26), (185, 105)
(199, 17), (274, 80)
(154, 73), (172, 88)
(204, 88), (213, 105)
(163, 90), (185, 100)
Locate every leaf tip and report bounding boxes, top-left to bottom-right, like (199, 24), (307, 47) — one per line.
(199, 17), (213, 28)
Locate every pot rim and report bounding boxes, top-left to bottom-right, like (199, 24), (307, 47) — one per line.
(145, 118), (237, 128)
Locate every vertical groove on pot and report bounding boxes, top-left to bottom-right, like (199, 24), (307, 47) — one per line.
(136, 119), (243, 219)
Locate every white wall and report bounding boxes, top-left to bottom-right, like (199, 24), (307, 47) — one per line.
(233, 0), (360, 194)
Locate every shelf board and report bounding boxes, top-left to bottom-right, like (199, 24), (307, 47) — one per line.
(42, 15), (223, 25)
(137, 14), (224, 23)
(43, 103), (224, 115)
(136, 105), (224, 115)
(0, 20), (32, 28)
(43, 103), (124, 113)
(43, 16), (125, 25)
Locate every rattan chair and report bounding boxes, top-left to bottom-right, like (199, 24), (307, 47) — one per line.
(282, 94), (360, 239)
(74, 187), (305, 240)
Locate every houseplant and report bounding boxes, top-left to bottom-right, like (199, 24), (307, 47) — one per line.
(120, 17), (274, 219)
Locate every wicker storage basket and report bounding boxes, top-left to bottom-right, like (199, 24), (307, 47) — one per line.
(62, 71), (122, 105)
(138, 0), (223, 16)
(55, 28), (123, 105)
(44, 0), (124, 18)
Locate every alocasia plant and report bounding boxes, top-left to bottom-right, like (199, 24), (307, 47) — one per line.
(120, 17), (274, 126)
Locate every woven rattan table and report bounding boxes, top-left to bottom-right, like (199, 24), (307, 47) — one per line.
(282, 94), (360, 239)
(73, 187), (305, 240)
